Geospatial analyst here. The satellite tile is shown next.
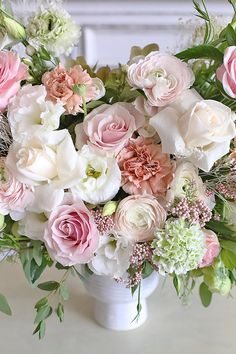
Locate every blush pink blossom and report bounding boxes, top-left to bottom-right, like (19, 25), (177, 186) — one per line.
(0, 51), (28, 112)
(42, 64), (98, 115)
(117, 137), (174, 197)
(127, 51), (194, 107)
(0, 160), (34, 220)
(44, 195), (100, 266)
(199, 230), (220, 268)
(75, 102), (145, 155)
(216, 46), (236, 98)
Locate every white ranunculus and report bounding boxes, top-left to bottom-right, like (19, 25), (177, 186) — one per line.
(166, 160), (215, 209)
(89, 232), (133, 278)
(150, 89), (236, 172)
(133, 96), (159, 138)
(5, 130), (78, 186)
(18, 211), (47, 241)
(91, 78), (106, 100)
(8, 84), (65, 144)
(70, 145), (121, 204)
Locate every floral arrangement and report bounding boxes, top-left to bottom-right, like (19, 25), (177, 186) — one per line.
(1, 0), (236, 338)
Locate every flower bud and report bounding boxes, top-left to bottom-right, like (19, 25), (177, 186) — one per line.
(102, 201), (118, 216)
(0, 214), (5, 231)
(203, 262), (231, 296)
(25, 45), (36, 56)
(0, 10), (26, 41)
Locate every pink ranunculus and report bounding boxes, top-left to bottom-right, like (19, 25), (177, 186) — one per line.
(0, 159), (34, 220)
(199, 230), (220, 268)
(117, 136), (174, 197)
(216, 46), (236, 98)
(44, 195), (100, 266)
(115, 194), (167, 242)
(75, 102), (145, 155)
(127, 51), (194, 107)
(0, 51), (28, 112)
(42, 64), (98, 115)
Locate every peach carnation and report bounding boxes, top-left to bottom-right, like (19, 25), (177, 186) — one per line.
(42, 64), (98, 115)
(117, 137), (174, 197)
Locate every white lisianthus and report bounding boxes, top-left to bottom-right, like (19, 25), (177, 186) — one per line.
(150, 89), (236, 172)
(8, 85), (65, 144)
(89, 232), (133, 278)
(70, 145), (121, 205)
(25, 2), (81, 57)
(5, 130), (78, 186)
(18, 211), (48, 241)
(167, 160), (215, 209)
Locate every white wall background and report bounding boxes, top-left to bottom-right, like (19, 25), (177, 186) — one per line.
(64, 1), (232, 66)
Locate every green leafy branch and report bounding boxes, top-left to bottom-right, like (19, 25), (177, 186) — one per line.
(33, 269), (70, 340)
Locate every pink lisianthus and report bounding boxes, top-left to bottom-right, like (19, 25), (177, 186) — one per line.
(44, 195), (100, 266)
(0, 51), (28, 112)
(216, 46), (236, 98)
(199, 230), (220, 268)
(42, 64), (102, 115)
(117, 137), (174, 197)
(0, 159), (34, 220)
(75, 102), (145, 155)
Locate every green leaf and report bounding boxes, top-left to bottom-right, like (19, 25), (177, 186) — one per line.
(0, 293), (12, 315)
(142, 261), (154, 279)
(34, 305), (52, 324)
(86, 100), (105, 110)
(59, 282), (69, 301)
(37, 281), (59, 292)
(56, 303), (64, 323)
(226, 24), (236, 46)
(206, 220), (235, 239)
(221, 240), (236, 254)
(55, 262), (70, 270)
(173, 274), (181, 296)
(221, 249), (236, 270)
(199, 282), (212, 307)
(32, 241), (43, 267)
(176, 45), (223, 63)
(131, 284), (138, 296)
(39, 321), (46, 340)
(34, 297), (48, 310)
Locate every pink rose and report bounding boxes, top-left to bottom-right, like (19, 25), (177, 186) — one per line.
(127, 51), (194, 107)
(115, 194), (166, 242)
(0, 160), (34, 220)
(117, 136), (174, 197)
(42, 64), (103, 115)
(217, 46), (236, 98)
(44, 195), (100, 266)
(75, 102), (145, 155)
(199, 230), (220, 268)
(0, 51), (28, 112)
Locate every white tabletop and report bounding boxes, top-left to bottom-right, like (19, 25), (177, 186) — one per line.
(0, 261), (235, 354)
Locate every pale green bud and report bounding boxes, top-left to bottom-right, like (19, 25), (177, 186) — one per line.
(73, 84), (87, 96)
(11, 222), (20, 237)
(25, 45), (36, 56)
(102, 201), (118, 217)
(0, 10), (26, 41)
(0, 214), (5, 231)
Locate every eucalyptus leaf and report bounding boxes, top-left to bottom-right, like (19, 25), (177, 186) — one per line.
(199, 282), (212, 307)
(56, 303), (64, 323)
(34, 305), (52, 324)
(59, 282), (69, 301)
(37, 281), (59, 292)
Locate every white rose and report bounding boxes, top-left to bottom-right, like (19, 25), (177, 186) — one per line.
(70, 145), (121, 204)
(8, 84), (65, 144)
(150, 89), (236, 172)
(166, 160), (215, 209)
(89, 232), (133, 278)
(6, 130), (78, 186)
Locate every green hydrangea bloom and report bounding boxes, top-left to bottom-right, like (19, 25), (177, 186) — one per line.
(26, 4), (81, 56)
(152, 218), (205, 275)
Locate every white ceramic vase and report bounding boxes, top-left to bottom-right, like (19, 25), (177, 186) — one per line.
(84, 272), (159, 331)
